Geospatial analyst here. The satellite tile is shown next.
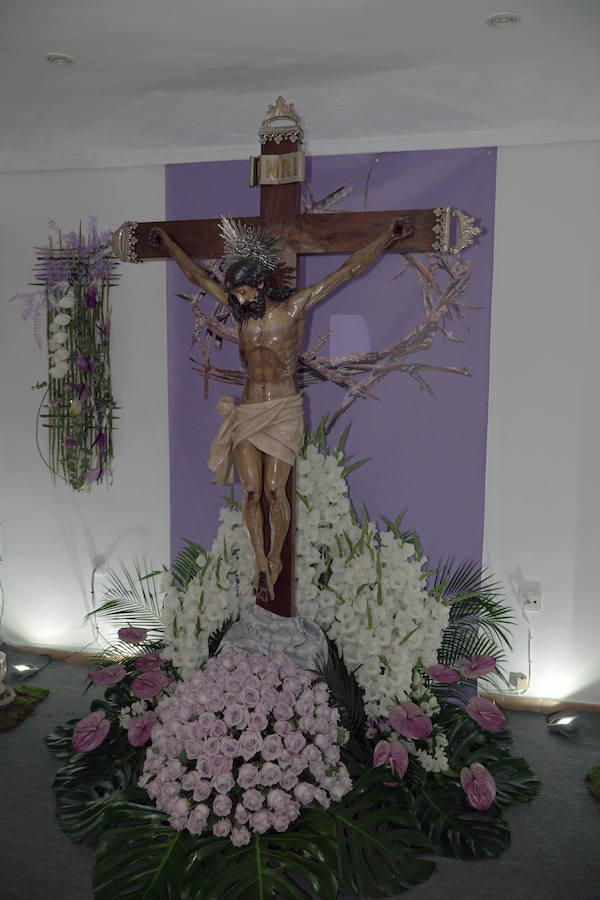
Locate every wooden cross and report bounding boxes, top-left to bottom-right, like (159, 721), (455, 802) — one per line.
(110, 97), (478, 619)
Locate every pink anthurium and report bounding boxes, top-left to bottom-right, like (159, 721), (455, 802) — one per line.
(388, 701), (432, 740)
(424, 664), (461, 684)
(373, 739), (409, 781)
(460, 762), (497, 810)
(458, 654), (497, 679)
(71, 710), (110, 752)
(131, 670), (168, 700)
(88, 664), (126, 686)
(466, 696), (506, 732)
(117, 626), (148, 644)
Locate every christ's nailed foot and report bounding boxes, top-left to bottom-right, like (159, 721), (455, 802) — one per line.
(268, 555), (283, 587)
(255, 571), (273, 605)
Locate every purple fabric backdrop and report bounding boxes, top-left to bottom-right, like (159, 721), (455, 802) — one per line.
(166, 148), (496, 570)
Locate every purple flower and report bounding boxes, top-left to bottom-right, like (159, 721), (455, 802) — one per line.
(85, 466), (103, 485)
(237, 764), (259, 789)
(70, 383), (89, 416)
(249, 809), (270, 833)
(134, 650), (162, 671)
(242, 788), (263, 811)
(388, 702), (432, 740)
(373, 740), (409, 780)
(84, 283), (98, 308)
(88, 664), (126, 685)
(72, 710), (110, 752)
(259, 762), (281, 786)
(466, 696), (505, 732)
(238, 730), (262, 760)
(118, 626), (148, 644)
(231, 826), (251, 847)
(458, 654), (497, 679)
(284, 731), (307, 754)
(214, 772), (235, 794)
(424, 664), (461, 684)
(92, 431), (107, 455)
(213, 794), (232, 817)
(224, 704), (248, 729)
(293, 782), (314, 805)
(193, 781), (212, 802)
(131, 670), (168, 699)
(460, 762), (497, 810)
(76, 352), (92, 372)
(261, 734), (284, 761)
(127, 711), (157, 747)
(62, 435), (74, 448)
(212, 818), (231, 837)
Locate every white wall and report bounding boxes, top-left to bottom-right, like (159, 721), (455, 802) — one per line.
(485, 141), (600, 703)
(0, 166), (169, 652)
(1, 144), (598, 703)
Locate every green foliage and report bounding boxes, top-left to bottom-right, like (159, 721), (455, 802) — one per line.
(440, 705), (540, 808)
(315, 637), (372, 772)
(329, 768), (435, 897)
(93, 789), (200, 899)
(0, 684), (49, 731)
(586, 765), (600, 807)
(432, 560), (514, 690)
(89, 559), (165, 657)
(190, 822), (340, 900)
(207, 615), (238, 657)
(47, 718), (146, 845)
(171, 539), (204, 592)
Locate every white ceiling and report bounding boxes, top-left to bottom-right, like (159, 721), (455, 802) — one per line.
(1, 0), (599, 172)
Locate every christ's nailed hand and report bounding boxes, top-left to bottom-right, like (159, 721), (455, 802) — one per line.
(391, 218), (413, 241)
(149, 226), (167, 247)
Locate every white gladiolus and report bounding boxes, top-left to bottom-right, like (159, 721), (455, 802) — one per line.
(162, 437), (449, 719)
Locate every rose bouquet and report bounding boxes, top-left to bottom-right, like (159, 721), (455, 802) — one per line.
(140, 649), (351, 845)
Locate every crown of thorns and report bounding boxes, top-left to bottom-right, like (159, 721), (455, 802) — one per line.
(219, 216), (281, 271)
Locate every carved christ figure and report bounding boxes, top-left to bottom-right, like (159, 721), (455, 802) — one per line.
(150, 217), (404, 602)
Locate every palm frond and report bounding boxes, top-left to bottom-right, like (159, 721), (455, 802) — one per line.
(171, 539), (204, 592)
(88, 559), (165, 657)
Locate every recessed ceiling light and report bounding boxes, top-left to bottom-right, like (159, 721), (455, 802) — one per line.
(486, 12), (522, 28)
(44, 53), (75, 67)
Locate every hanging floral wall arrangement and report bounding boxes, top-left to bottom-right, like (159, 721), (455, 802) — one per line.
(13, 217), (120, 490)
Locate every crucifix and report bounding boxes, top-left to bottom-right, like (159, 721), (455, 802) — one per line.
(110, 97), (479, 620)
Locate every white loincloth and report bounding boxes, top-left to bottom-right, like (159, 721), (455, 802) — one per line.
(207, 394), (304, 486)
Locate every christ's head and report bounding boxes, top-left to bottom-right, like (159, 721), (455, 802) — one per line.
(225, 257), (292, 325)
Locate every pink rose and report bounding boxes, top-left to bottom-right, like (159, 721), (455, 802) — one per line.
(214, 772), (235, 794)
(72, 710), (110, 752)
(293, 782), (314, 805)
(284, 731), (306, 754)
(193, 781), (212, 802)
(242, 687), (259, 707)
(220, 736), (239, 758)
(424, 664), (461, 684)
(88, 664), (126, 686)
(272, 812), (291, 832)
(248, 711), (268, 731)
(198, 712), (216, 733)
(466, 696), (506, 732)
(127, 711), (157, 747)
(210, 753), (232, 775)
(275, 719), (293, 737)
(238, 730), (263, 760)
(210, 719), (228, 739)
(212, 794), (232, 817)
(261, 734), (284, 761)
(273, 702), (294, 720)
(373, 740), (409, 781)
(237, 763), (259, 789)
(224, 704), (248, 729)
(458, 654), (497, 679)
(204, 736), (220, 757)
(212, 818), (231, 837)
(234, 803), (250, 824)
(250, 809), (271, 833)
(388, 702), (432, 740)
(280, 771), (298, 791)
(460, 762), (497, 810)
(231, 826), (251, 846)
(259, 762), (281, 786)
(134, 650), (163, 672)
(242, 788), (263, 811)
(266, 788), (288, 812)
(131, 670), (168, 699)
(117, 626), (148, 644)
(188, 804), (210, 835)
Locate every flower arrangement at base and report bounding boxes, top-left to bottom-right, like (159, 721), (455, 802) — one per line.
(46, 427), (540, 899)
(10, 217), (119, 489)
(140, 649), (351, 844)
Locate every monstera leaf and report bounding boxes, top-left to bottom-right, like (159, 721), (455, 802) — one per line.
(441, 705), (540, 806)
(192, 819), (340, 900)
(93, 790), (200, 900)
(328, 768), (435, 897)
(48, 716), (145, 844)
(412, 775), (510, 860)
(94, 791), (339, 900)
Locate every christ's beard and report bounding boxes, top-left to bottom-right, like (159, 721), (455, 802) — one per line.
(230, 289), (266, 324)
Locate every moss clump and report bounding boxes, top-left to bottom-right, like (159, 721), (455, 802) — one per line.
(0, 685), (50, 731)
(586, 765), (600, 807)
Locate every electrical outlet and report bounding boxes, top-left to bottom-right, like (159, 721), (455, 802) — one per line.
(509, 672), (529, 690)
(522, 589), (541, 611)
